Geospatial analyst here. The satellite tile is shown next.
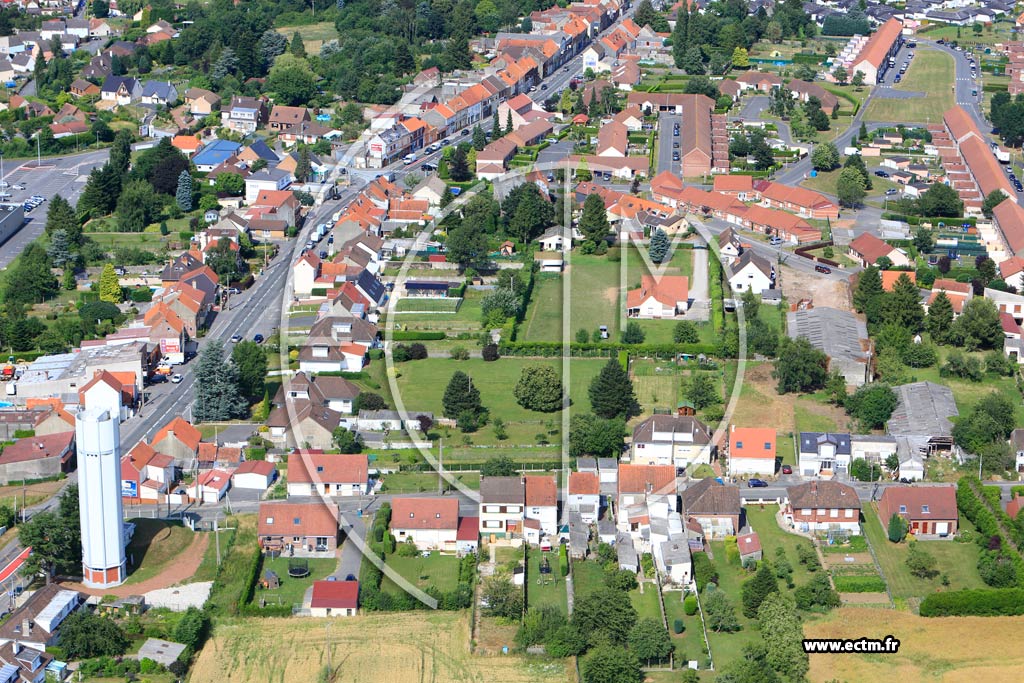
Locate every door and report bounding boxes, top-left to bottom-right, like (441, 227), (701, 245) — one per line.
(935, 522), (949, 536)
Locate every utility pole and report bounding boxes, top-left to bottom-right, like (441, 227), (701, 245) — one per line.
(214, 512), (221, 566)
(438, 439), (443, 495)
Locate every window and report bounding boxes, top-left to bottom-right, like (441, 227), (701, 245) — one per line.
(764, 442), (771, 450)
(409, 512), (415, 518)
(483, 520), (502, 529)
(435, 513), (441, 518)
(921, 505), (930, 514)
(830, 509), (838, 518)
(817, 508), (825, 516)
(293, 518), (301, 525)
(483, 505), (501, 513)
(265, 517), (274, 524)
(899, 505), (907, 513)
(317, 465), (324, 472)
(845, 509), (854, 518)
(801, 508), (811, 515)
(735, 441), (743, 449)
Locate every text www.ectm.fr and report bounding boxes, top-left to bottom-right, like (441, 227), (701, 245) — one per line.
(802, 637), (901, 654)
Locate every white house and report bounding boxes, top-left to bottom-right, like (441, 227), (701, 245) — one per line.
(567, 471), (601, 524)
(898, 455), (924, 481)
(390, 497), (460, 550)
(479, 476), (525, 539)
(100, 76), (140, 106)
(726, 251), (775, 295)
(654, 539), (692, 585)
(231, 460), (277, 490)
(309, 580), (358, 617)
(244, 168), (292, 203)
(78, 370), (134, 423)
(851, 434), (898, 465)
(797, 432), (852, 478)
(285, 452), (370, 497)
(536, 226), (571, 253)
(524, 475), (558, 544)
(631, 415), (712, 468)
(728, 426), (777, 476)
(190, 469), (230, 503)
(299, 341), (367, 373)
(626, 275), (690, 319)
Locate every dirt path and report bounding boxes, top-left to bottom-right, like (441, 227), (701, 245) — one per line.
(63, 533), (210, 597)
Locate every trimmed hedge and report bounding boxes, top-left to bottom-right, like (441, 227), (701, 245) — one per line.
(497, 340), (719, 358)
(389, 331), (446, 341)
(920, 588), (1024, 617)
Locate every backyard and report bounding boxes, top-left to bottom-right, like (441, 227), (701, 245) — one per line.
(250, 555), (337, 609)
(864, 49), (956, 124)
(122, 519), (198, 586)
(380, 551), (461, 595)
(525, 548), (567, 613)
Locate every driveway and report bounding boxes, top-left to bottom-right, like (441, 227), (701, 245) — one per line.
(656, 113), (681, 176)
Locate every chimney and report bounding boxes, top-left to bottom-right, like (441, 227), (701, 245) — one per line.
(12, 640), (19, 655)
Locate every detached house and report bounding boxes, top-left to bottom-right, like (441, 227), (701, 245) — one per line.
(257, 501), (339, 556)
(297, 316), (375, 373)
(848, 232), (910, 268)
(878, 485), (958, 538)
(268, 105), (310, 131)
(798, 431), (852, 477)
(150, 417), (201, 467)
(286, 452), (370, 497)
(626, 275), (689, 319)
(100, 76), (140, 105)
(726, 251), (775, 295)
(631, 415), (712, 467)
(390, 497), (460, 550)
(184, 87), (220, 116)
(681, 478), (741, 539)
(221, 95), (267, 134)
(728, 426), (776, 476)
(479, 475), (526, 539)
(785, 480), (861, 535)
(140, 80), (177, 107)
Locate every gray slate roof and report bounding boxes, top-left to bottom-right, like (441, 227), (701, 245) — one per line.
(887, 381), (958, 437)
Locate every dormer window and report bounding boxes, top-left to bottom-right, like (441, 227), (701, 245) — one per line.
(921, 505), (929, 514)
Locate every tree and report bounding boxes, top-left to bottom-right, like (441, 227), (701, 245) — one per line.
(448, 144), (472, 182)
(472, 124), (487, 151)
(18, 485), (80, 577)
(845, 383), (897, 429)
(206, 238), (246, 284)
(231, 340), (267, 401)
(514, 365), (564, 412)
(849, 458), (880, 481)
(45, 194), (80, 244)
(927, 290), (954, 343)
(442, 34), (472, 71)
(674, 321), (699, 344)
(833, 66), (848, 84)
(843, 152), (872, 189)
(172, 607), (209, 651)
(850, 70), (865, 89)
(887, 512), (909, 542)
(950, 297), (1003, 350)
(881, 273), (924, 331)
(589, 357), (640, 419)
(686, 373), (720, 410)
(648, 228), (669, 263)
(175, 169), (193, 212)
(757, 593), (809, 681)
(289, 31), (306, 58)
(569, 413), (625, 457)
(741, 561), (779, 618)
(445, 222), (489, 268)
(193, 341), (248, 421)
(982, 190), (1007, 218)
(906, 542), (939, 579)
(773, 337), (829, 394)
(92, 0), (109, 17)
(47, 229), (72, 269)
(58, 611), (128, 659)
(794, 573), (840, 611)
(116, 179), (158, 232)
(918, 182), (963, 218)
(98, 263), (121, 303)
(579, 192), (610, 244)
(628, 618), (674, 663)
(258, 29), (288, 68)
(572, 587), (637, 644)
(621, 321), (645, 344)
(836, 166), (866, 208)
(267, 53), (317, 106)
(913, 227), (935, 254)
(702, 585), (739, 632)
(481, 575), (524, 619)
(442, 371), (483, 418)
(810, 142), (840, 171)
(331, 427), (362, 453)
(480, 455), (518, 476)
(681, 46), (705, 74)
(717, 643), (780, 683)
(580, 645), (642, 683)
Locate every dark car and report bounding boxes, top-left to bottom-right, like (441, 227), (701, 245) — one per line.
(254, 334), (265, 344)
(319, 250), (327, 259)
(747, 478), (769, 488)
(815, 264), (832, 274)
(874, 170), (890, 178)
(148, 373), (167, 384)
(461, 129), (470, 136)
(781, 464), (793, 475)
(345, 574), (356, 581)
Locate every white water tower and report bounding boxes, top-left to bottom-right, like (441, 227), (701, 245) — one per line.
(75, 408), (127, 588)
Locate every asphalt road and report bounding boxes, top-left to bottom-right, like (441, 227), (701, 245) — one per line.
(656, 113), (681, 176)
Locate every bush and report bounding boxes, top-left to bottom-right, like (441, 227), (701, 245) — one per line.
(673, 618), (684, 634)
(450, 346), (470, 360)
(482, 344), (500, 361)
(683, 594), (698, 616)
(390, 331), (446, 341)
(919, 588), (1024, 617)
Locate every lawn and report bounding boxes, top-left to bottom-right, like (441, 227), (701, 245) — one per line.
(743, 506), (818, 586)
(205, 515), (258, 617)
(571, 559), (606, 599)
(862, 502), (985, 600)
(629, 584), (663, 622)
(191, 612), (573, 683)
(380, 551), (461, 595)
(703, 541), (760, 670)
(387, 289), (485, 333)
(381, 471), (480, 493)
(0, 478), (63, 512)
(274, 21), (338, 53)
(525, 548), (568, 613)
(662, 590), (701, 664)
(393, 357), (605, 444)
(909, 348), (1024, 424)
(864, 49), (956, 124)
(801, 168), (901, 201)
(394, 297), (462, 313)
(805, 607), (1024, 683)
(561, 253), (620, 342)
(251, 555), (336, 609)
(123, 519), (196, 585)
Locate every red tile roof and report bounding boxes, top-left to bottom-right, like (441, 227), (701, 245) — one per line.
(626, 274), (689, 309)
(234, 460), (277, 477)
(849, 232), (895, 265)
(618, 464), (676, 495)
(853, 18), (903, 71)
(0, 431), (74, 465)
(881, 270), (915, 292)
(457, 516), (479, 541)
(310, 580), (358, 609)
(258, 501), (339, 537)
(287, 452), (368, 484)
(878, 485), (958, 522)
(737, 530), (762, 557)
(729, 427), (776, 460)
(391, 497), (459, 530)
(713, 175), (754, 193)
(152, 417), (202, 452)
(569, 471), (600, 496)
(525, 475), (557, 506)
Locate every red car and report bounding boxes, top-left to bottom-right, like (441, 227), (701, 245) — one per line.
(781, 465), (793, 475)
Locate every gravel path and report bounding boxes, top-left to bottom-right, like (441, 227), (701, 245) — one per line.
(63, 533), (210, 597)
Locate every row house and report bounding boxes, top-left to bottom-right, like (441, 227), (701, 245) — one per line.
(286, 451), (371, 498)
(478, 475), (557, 543)
(784, 480), (862, 535)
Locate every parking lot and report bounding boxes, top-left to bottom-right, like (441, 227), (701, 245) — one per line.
(656, 113), (682, 176)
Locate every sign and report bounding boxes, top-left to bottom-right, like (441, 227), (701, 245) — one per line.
(121, 480), (138, 498)
(159, 338), (180, 355)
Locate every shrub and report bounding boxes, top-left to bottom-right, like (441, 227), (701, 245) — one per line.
(482, 344), (500, 361)
(832, 575), (887, 593)
(683, 594), (698, 616)
(673, 618), (684, 634)
(390, 331), (446, 341)
(919, 588), (1024, 617)
(450, 346), (470, 360)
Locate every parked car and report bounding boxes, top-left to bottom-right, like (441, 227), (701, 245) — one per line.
(747, 478), (768, 488)
(885, 188), (898, 195)
(254, 334), (265, 344)
(148, 373), (167, 384)
(769, 236), (783, 245)
(781, 465), (793, 475)
(170, 374), (184, 384)
(874, 170), (890, 178)
(815, 264), (832, 274)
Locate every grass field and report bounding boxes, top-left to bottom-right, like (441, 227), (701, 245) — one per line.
(744, 506), (818, 586)
(864, 49), (956, 124)
(275, 21), (338, 53)
(862, 502), (985, 600)
(191, 612), (573, 683)
(251, 556), (336, 608)
(804, 607), (1024, 683)
(704, 541), (759, 669)
(381, 471), (481, 493)
(525, 548), (567, 613)
(0, 479), (63, 512)
(571, 559), (606, 599)
(381, 552), (461, 594)
(629, 585), (663, 622)
(123, 519), (195, 585)
(394, 298), (462, 313)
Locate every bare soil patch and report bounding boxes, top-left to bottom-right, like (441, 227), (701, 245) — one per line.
(781, 264), (851, 310)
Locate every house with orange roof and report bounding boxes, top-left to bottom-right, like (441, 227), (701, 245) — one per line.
(286, 452), (370, 497)
(881, 270), (916, 292)
(151, 417), (202, 466)
(848, 18), (903, 85)
(596, 121), (628, 157)
(926, 278), (973, 316)
(626, 274), (689, 318)
(390, 497), (461, 550)
(848, 232), (910, 268)
(171, 134), (203, 157)
(189, 468), (231, 503)
(568, 471), (601, 524)
(713, 174), (757, 200)
(758, 182), (840, 220)
(728, 426), (777, 476)
(120, 441), (175, 501)
(1001, 254), (1024, 289)
(78, 370), (136, 422)
(258, 500), (340, 555)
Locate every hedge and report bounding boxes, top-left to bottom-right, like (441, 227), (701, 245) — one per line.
(311, 287), (328, 297)
(832, 575), (887, 593)
(919, 588), (1024, 617)
(237, 545), (263, 614)
(497, 340), (719, 358)
(389, 331), (446, 341)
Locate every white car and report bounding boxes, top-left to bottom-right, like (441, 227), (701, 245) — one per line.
(230, 334), (242, 343)
(170, 374), (184, 383)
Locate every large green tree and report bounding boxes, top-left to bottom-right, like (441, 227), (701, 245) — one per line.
(99, 263), (121, 303)
(588, 357), (640, 419)
(628, 617), (674, 664)
(836, 166), (866, 208)
(513, 365), (564, 412)
(266, 53), (317, 106)
(116, 179), (159, 232)
(579, 192), (610, 244)
(572, 587), (637, 645)
(844, 383), (897, 430)
(568, 413), (625, 457)
(741, 560), (780, 617)
(193, 341), (248, 421)
(231, 340), (267, 401)
(926, 290), (954, 343)
(773, 337), (829, 394)
(445, 222), (489, 268)
(580, 645), (643, 683)
(757, 593), (809, 681)
(58, 611), (128, 660)
(918, 182), (963, 217)
(442, 370), (483, 418)
(881, 272), (924, 331)
(19, 485), (81, 577)
(950, 297), (1003, 350)
(45, 194), (81, 245)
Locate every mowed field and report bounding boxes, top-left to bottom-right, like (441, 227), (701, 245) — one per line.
(190, 612), (573, 683)
(864, 49), (956, 124)
(805, 608), (1024, 683)
(275, 21), (338, 53)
